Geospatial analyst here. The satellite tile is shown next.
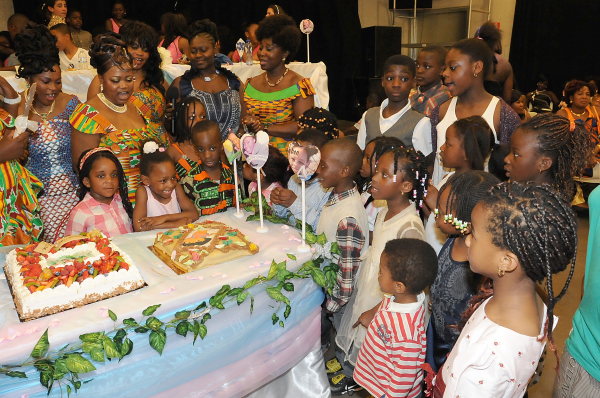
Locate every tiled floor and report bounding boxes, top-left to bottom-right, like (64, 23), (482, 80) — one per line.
(327, 212), (590, 398)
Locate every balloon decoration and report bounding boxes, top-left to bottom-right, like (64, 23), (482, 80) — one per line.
(241, 131), (270, 232)
(287, 141), (321, 252)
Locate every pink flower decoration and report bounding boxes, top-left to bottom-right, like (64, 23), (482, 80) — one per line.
(160, 286), (176, 294)
(212, 273), (222, 277)
(21, 395), (29, 398)
(280, 247), (290, 252)
(25, 327), (40, 335)
(288, 235), (301, 242)
(281, 225), (290, 230)
(98, 307), (110, 318)
(48, 319), (60, 328)
(221, 274), (228, 279)
(185, 275), (204, 281)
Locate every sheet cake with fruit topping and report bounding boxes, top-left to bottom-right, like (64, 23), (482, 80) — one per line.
(4, 231), (145, 321)
(151, 221), (259, 274)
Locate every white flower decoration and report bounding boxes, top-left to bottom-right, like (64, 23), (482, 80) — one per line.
(143, 141), (159, 154)
(313, 241), (336, 261)
(157, 47), (173, 69)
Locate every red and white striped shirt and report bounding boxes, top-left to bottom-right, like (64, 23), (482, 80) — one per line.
(354, 293), (427, 398)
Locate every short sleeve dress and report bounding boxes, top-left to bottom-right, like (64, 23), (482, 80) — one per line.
(69, 103), (168, 205)
(0, 110), (43, 245)
(244, 77), (315, 155)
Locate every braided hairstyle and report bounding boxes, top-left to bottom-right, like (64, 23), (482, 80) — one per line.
(436, 170), (500, 236)
(358, 136), (404, 196)
(390, 146), (429, 217)
(173, 97), (206, 144)
(298, 107), (342, 139)
(475, 182), (577, 362)
(451, 116), (494, 171)
(77, 149), (133, 220)
(119, 21), (165, 95)
(519, 113), (593, 200)
(14, 23), (60, 79)
(189, 19), (218, 47)
(89, 33), (132, 76)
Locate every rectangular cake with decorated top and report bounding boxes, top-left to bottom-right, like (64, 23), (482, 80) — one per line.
(151, 221), (259, 274)
(4, 231), (145, 321)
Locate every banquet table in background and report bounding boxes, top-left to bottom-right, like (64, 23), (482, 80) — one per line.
(0, 209), (331, 398)
(0, 62), (330, 109)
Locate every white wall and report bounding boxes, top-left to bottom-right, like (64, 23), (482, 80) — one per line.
(358, 0), (516, 57)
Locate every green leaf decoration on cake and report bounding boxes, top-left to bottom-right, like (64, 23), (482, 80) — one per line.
(142, 304), (161, 316)
(149, 329), (166, 355)
(65, 354), (96, 374)
(30, 329), (50, 358)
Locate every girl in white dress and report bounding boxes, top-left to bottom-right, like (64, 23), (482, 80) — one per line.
(336, 146), (429, 369)
(428, 182), (577, 397)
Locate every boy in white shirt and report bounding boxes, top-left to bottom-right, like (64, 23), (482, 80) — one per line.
(49, 23), (89, 71)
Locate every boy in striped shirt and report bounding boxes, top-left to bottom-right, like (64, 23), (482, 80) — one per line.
(354, 239), (438, 398)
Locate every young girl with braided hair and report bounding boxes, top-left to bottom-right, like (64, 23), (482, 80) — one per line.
(334, 146), (429, 386)
(358, 136), (404, 243)
(428, 182), (577, 397)
(297, 107), (343, 139)
(504, 113), (593, 201)
(426, 170), (500, 373)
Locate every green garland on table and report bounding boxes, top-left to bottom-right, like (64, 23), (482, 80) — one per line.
(0, 218), (341, 396)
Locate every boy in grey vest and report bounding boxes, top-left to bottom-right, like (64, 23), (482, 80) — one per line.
(356, 55), (432, 157)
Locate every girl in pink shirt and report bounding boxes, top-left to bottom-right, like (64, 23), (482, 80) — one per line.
(66, 148), (133, 238)
(132, 141), (198, 231)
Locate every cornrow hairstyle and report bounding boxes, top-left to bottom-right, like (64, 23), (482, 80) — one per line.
(470, 182), (577, 364)
(255, 15), (301, 64)
(189, 19), (218, 47)
(520, 113), (594, 200)
(390, 146), (429, 218)
(298, 107), (342, 139)
(173, 97), (206, 144)
(451, 116), (494, 171)
(488, 143), (510, 182)
(14, 23), (60, 79)
(563, 79), (597, 105)
(139, 140), (173, 177)
(358, 136), (404, 197)
(436, 170), (500, 236)
(383, 238), (438, 295)
(120, 21), (165, 95)
(260, 145), (294, 186)
(77, 148), (133, 220)
(89, 33), (132, 76)
(452, 38), (495, 77)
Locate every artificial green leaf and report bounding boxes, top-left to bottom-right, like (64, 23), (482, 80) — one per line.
(54, 357), (69, 374)
(149, 329), (167, 355)
(66, 354), (96, 374)
(67, 385), (72, 396)
(246, 206), (256, 213)
(331, 242), (341, 255)
(236, 292), (249, 305)
(194, 301), (207, 311)
(310, 268), (327, 288)
(227, 287), (244, 297)
(266, 286), (290, 305)
(250, 296), (254, 314)
(198, 324), (207, 340)
(142, 304), (161, 316)
(215, 302), (225, 310)
(201, 313), (211, 324)
(101, 337), (121, 359)
(175, 310), (191, 320)
(287, 253), (297, 261)
(108, 309), (117, 322)
(305, 231), (317, 244)
(79, 332), (103, 343)
(81, 342), (101, 354)
(33, 359), (52, 372)
(284, 305), (292, 319)
(30, 329), (50, 358)
(123, 318), (137, 327)
(176, 321), (189, 337)
(192, 320), (200, 344)
(5, 371), (26, 378)
(120, 338), (133, 358)
(279, 320), (284, 328)
(215, 285), (231, 296)
(283, 282), (295, 292)
(267, 260), (278, 280)
(316, 233), (328, 245)
(246, 213), (259, 221)
(276, 269), (292, 281)
(134, 327), (149, 334)
(272, 313), (279, 325)
(113, 329), (126, 343)
(276, 261), (287, 271)
(300, 260), (316, 272)
(40, 371), (52, 388)
(74, 380), (82, 389)
(244, 277), (262, 290)
(145, 316), (163, 331)
(89, 348), (105, 363)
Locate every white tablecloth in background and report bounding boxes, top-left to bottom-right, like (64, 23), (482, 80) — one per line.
(0, 62), (329, 108)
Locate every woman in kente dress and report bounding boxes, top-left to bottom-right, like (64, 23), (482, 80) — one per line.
(0, 80), (43, 246)
(70, 34), (167, 206)
(15, 24), (80, 242)
(241, 15), (315, 156)
(87, 22), (168, 139)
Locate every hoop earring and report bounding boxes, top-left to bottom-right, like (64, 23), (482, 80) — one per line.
(498, 268), (505, 277)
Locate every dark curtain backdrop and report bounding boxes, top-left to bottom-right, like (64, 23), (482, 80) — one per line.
(12, 0), (363, 119)
(510, 0), (600, 97)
